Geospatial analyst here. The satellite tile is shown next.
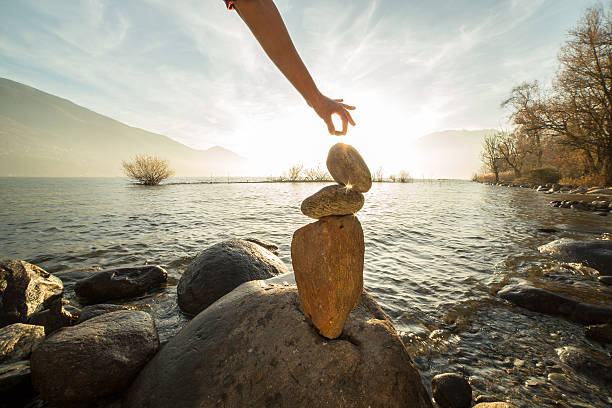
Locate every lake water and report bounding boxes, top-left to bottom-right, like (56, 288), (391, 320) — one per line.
(1, 178), (611, 407)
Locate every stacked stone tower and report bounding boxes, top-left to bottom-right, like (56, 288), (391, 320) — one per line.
(291, 143), (371, 339)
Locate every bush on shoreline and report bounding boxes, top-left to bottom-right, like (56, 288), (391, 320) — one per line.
(122, 155), (174, 185)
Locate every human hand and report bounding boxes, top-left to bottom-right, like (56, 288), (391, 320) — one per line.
(311, 94), (356, 136)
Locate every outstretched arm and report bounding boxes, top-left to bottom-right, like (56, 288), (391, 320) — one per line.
(230, 0), (355, 135)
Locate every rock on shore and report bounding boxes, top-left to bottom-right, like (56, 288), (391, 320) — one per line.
(125, 281), (432, 408)
(31, 310), (159, 405)
(498, 284), (612, 325)
(538, 239), (612, 276)
(0, 260), (63, 328)
(74, 265), (168, 303)
(431, 373), (472, 408)
(0, 323), (44, 363)
(177, 239), (288, 315)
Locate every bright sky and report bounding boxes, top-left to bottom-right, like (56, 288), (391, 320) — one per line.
(0, 0), (596, 175)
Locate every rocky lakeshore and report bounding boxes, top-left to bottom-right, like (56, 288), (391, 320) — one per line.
(484, 182), (612, 216)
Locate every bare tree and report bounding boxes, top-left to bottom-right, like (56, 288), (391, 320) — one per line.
(397, 170), (412, 182)
(481, 133), (503, 182)
(497, 130), (525, 178)
(284, 164), (303, 181)
(122, 155), (174, 185)
(372, 167), (384, 182)
(303, 164), (332, 181)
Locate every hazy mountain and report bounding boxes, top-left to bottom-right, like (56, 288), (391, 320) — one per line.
(0, 78), (247, 177)
(409, 129), (494, 179)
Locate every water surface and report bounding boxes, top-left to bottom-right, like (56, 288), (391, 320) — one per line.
(1, 178), (611, 407)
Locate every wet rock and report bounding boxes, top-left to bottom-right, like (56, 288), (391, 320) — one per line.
(431, 373), (472, 408)
(31, 310), (159, 405)
(584, 323), (612, 345)
(54, 267), (99, 295)
(0, 360), (33, 398)
(599, 276), (612, 285)
(177, 239), (288, 315)
(291, 215), (364, 339)
(586, 187), (612, 195)
(76, 303), (137, 324)
(326, 143), (372, 193)
(556, 346), (612, 388)
(0, 260), (63, 328)
(27, 297), (74, 334)
(301, 184), (364, 219)
(537, 227), (558, 233)
(125, 281), (432, 408)
(473, 403), (515, 408)
(0, 323), (44, 363)
(474, 395), (504, 403)
(244, 237), (280, 256)
(74, 265), (167, 303)
(498, 284), (612, 325)
(538, 239), (612, 275)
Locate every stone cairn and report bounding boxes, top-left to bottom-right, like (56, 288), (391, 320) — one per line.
(291, 143), (372, 339)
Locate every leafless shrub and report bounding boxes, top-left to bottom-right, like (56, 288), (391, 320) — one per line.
(122, 154), (174, 185)
(303, 164), (332, 181)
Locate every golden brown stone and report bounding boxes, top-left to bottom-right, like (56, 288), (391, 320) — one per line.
(291, 215), (364, 339)
(326, 143), (372, 193)
(300, 184), (364, 219)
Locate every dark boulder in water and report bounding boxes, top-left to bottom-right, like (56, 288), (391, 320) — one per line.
(498, 284), (612, 325)
(31, 310), (159, 405)
(177, 240), (288, 315)
(125, 281), (432, 408)
(76, 303), (137, 324)
(0, 260), (64, 328)
(74, 265), (168, 303)
(538, 239), (612, 275)
(431, 372), (472, 408)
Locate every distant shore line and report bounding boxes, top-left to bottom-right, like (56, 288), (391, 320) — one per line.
(163, 178), (462, 186)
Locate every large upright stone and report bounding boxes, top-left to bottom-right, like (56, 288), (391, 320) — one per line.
(291, 215), (364, 339)
(326, 143), (372, 193)
(0, 260), (63, 328)
(301, 184), (365, 219)
(124, 281), (433, 408)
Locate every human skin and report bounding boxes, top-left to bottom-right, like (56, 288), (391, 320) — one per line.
(231, 0), (356, 136)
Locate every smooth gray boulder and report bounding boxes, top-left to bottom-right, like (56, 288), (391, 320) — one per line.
(0, 323), (44, 364)
(538, 239), (612, 275)
(0, 260), (63, 328)
(125, 281), (432, 408)
(431, 373), (472, 408)
(177, 240), (288, 315)
(31, 310), (159, 405)
(74, 265), (167, 303)
(300, 184), (365, 219)
(498, 284), (612, 325)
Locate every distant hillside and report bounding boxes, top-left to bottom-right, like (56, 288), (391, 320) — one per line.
(0, 78), (247, 176)
(409, 129), (494, 179)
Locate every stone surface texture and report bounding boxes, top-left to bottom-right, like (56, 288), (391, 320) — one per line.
(538, 238), (612, 275)
(584, 323), (612, 344)
(125, 281), (432, 408)
(497, 284), (612, 325)
(326, 143), (372, 193)
(431, 373), (473, 408)
(74, 265), (168, 303)
(0, 323), (45, 364)
(76, 304), (137, 324)
(291, 215), (364, 339)
(0, 360), (33, 398)
(31, 310), (159, 404)
(0, 260), (63, 328)
(301, 184), (364, 219)
(473, 403), (516, 408)
(177, 239), (288, 315)
(556, 346), (612, 388)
